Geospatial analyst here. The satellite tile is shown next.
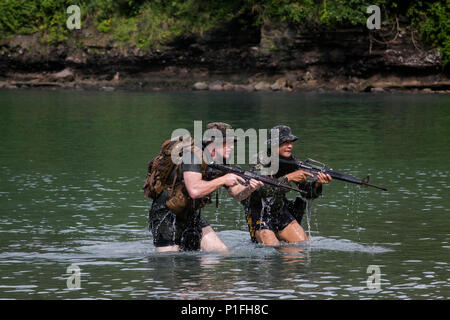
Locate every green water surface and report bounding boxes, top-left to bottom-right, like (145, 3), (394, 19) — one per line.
(0, 89), (449, 299)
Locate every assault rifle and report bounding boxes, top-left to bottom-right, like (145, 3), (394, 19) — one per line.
(279, 158), (388, 191)
(208, 162), (306, 195)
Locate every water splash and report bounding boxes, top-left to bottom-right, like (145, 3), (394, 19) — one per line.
(299, 236), (394, 254)
(217, 231), (393, 255)
(304, 199), (313, 239)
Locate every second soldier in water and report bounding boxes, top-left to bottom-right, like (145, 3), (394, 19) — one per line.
(242, 125), (332, 246)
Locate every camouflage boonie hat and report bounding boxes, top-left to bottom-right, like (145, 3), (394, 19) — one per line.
(203, 122), (237, 143)
(267, 125), (298, 145)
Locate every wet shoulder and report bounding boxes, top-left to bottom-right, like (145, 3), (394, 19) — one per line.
(181, 149), (203, 173)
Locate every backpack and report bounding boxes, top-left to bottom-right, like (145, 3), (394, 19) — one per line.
(143, 135), (209, 214)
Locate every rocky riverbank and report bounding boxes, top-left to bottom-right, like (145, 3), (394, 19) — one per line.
(1, 22), (449, 93)
(1, 66), (449, 94)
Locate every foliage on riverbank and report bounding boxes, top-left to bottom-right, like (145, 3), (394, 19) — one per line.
(0, 0), (448, 67)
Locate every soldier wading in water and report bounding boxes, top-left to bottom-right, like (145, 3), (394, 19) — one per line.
(145, 122), (263, 252)
(242, 125), (332, 246)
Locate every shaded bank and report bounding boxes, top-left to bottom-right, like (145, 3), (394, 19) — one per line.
(1, 19), (448, 93)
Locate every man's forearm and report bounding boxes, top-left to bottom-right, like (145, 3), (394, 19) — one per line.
(187, 176), (225, 199)
(230, 185), (254, 202)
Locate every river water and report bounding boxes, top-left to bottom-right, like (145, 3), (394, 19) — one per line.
(0, 89), (449, 300)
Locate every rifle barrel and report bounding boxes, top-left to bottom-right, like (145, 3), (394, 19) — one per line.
(279, 158), (388, 192)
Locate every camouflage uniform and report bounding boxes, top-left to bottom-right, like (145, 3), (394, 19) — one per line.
(242, 125), (322, 242)
(148, 122), (235, 251)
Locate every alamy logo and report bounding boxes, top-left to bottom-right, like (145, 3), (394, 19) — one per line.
(170, 121), (280, 175)
(366, 265), (381, 290)
(366, 5), (381, 30)
(66, 264), (81, 289)
(66, 5), (81, 30)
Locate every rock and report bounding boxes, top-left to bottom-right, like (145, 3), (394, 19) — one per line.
(384, 48), (442, 69)
(421, 88), (432, 93)
(193, 82), (208, 90)
(291, 80), (303, 88)
(254, 81), (271, 91)
(208, 85), (223, 91)
(234, 84), (254, 92)
(208, 80), (223, 91)
(270, 83), (282, 91)
(304, 79), (318, 87)
(347, 83), (358, 92)
(223, 82), (235, 91)
(65, 51), (85, 65)
(101, 86), (115, 92)
(52, 68), (74, 82)
(303, 71), (313, 82)
(337, 83), (358, 92)
(371, 87), (385, 93)
(270, 77), (288, 91)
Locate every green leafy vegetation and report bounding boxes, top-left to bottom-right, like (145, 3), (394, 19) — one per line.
(0, 0), (448, 67)
(406, 0), (449, 67)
